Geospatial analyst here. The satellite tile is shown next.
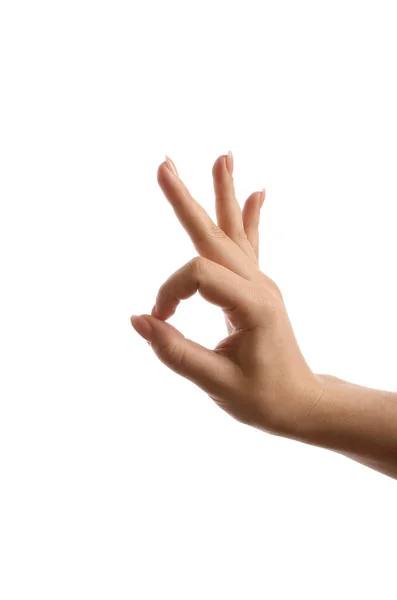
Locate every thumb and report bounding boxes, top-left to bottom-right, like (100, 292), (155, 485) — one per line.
(130, 314), (239, 396)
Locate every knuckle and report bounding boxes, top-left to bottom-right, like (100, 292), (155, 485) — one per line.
(236, 229), (249, 243)
(187, 256), (208, 277)
(245, 276), (285, 326)
(156, 340), (186, 369)
(209, 224), (227, 240)
(253, 289), (283, 324)
(196, 224), (226, 246)
(267, 279), (282, 301)
(258, 273), (283, 301)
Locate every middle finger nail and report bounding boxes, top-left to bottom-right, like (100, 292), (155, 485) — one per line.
(226, 151), (234, 176)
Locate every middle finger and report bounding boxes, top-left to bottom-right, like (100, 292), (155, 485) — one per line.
(212, 153), (257, 264)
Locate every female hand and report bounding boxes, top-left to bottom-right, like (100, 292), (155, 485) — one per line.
(130, 154), (325, 438)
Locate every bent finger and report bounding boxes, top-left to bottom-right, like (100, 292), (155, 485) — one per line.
(152, 257), (260, 330)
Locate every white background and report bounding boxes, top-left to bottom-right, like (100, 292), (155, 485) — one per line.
(1, 1), (396, 598)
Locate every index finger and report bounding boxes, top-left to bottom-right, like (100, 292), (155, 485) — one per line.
(152, 257), (259, 330)
(157, 160), (256, 280)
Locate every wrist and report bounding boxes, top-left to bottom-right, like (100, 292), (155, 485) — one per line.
(256, 372), (328, 442)
(296, 374), (397, 462)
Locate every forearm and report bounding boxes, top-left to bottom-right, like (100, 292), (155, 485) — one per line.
(298, 374), (397, 479)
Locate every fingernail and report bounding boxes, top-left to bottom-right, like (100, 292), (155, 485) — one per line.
(130, 315), (154, 342)
(165, 155), (179, 177)
(260, 188), (266, 207)
(226, 150), (234, 176)
(151, 304), (158, 317)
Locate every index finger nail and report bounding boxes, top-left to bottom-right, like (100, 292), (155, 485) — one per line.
(165, 155), (179, 178)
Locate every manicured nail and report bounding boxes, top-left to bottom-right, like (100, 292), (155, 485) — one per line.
(130, 315), (154, 342)
(226, 150), (234, 176)
(165, 155), (179, 177)
(260, 188), (266, 207)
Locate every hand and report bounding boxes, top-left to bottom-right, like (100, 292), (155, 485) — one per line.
(130, 153), (325, 437)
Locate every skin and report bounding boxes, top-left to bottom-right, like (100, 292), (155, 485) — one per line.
(130, 152), (397, 480)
